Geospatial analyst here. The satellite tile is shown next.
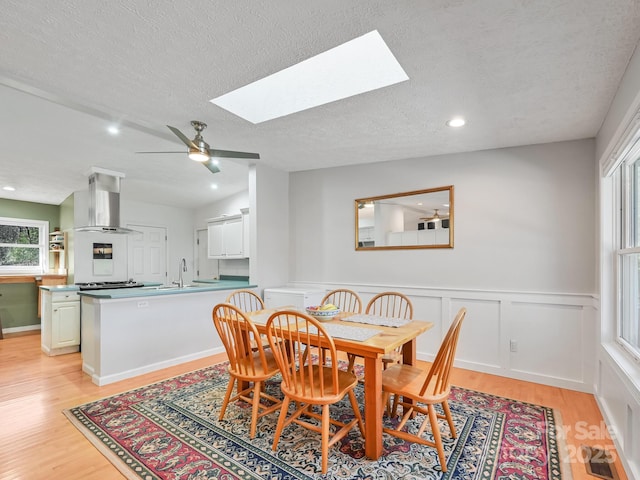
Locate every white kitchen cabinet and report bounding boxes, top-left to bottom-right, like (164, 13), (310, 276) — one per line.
(207, 214), (246, 259)
(387, 231), (403, 246)
(417, 226), (450, 245)
(359, 226), (374, 242)
(207, 221), (225, 257)
(41, 289), (80, 356)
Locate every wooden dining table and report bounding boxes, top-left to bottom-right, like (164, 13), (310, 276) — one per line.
(248, 307), (433, 460)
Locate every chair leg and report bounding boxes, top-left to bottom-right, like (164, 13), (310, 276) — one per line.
(427, 404), (447, 473)
(390, 393), (400, 418)
(381, 391), (391, 417)
(347, 389), (365, 437)
(321, 404), (330, 474)
(218, 377), (236, 421)
(272, 396), (290, 451)
(347, 354), (356, 373)
(382, 359), (396, 415)
(249, 381), (261, 439)
(442, 400), (456, 438)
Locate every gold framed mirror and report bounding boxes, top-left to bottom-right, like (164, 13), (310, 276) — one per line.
(355, 185), (454, 250)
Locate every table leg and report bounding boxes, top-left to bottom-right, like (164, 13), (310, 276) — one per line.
(363, 355), (383, 459)
(402, 339), (417, 416)
(402, 338), (417, 365)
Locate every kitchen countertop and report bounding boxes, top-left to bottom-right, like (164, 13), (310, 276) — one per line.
(39, 284), (80, 292)
(39, 282), (163, 292)
(76, 280), (255, 299)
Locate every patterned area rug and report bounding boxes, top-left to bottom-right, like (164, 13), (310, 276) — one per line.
(64, 362), (572, 479)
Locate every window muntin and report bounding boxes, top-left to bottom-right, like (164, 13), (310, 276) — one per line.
(0, 218), (48, 273)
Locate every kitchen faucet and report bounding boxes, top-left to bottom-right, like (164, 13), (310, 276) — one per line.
(173, 258), (187, 288)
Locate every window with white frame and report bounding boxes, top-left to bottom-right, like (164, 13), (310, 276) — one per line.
(616, 137), (640, 361)
(0, 217), (49, 274)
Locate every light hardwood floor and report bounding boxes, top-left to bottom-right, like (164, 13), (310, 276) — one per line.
(0, 332), (628, 480)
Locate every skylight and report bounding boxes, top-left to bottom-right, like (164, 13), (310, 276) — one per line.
(210, 30), (409, 124)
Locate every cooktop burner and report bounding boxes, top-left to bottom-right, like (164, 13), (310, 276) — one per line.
(76, 281), (144, 291)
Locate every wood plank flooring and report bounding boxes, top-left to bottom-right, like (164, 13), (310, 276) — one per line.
(0, 332), (628, 479)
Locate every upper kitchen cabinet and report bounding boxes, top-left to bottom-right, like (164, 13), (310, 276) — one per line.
(207, 209), (250, 259)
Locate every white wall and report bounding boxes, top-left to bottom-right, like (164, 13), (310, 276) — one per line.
(251, 163), (290, 291)
(596, 42), (640, 480)
(193, 190), (250, 228)
(291, 139), (596, 293)
(287, 139), (598, 394)
(596, 42), (640, 165)
(72, 191), (195, 284)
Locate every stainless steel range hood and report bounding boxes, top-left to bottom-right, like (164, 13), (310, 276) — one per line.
(76, 168), (138, 234)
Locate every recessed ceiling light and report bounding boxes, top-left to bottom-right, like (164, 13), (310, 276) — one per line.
(107, 125), (120, 135)
(210, 184), (218, 190)
(210, 30), (409, 124)
(3, 186), (16, 191)
(446, 117), (466, 127)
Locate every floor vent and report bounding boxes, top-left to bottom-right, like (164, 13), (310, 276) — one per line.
(582, 446), (619, 480)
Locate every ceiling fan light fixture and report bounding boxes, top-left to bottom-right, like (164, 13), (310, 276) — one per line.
(446, 117), (466, 127)
(188, 148), (210, 162)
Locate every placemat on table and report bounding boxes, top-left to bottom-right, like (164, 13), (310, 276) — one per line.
(302, 323), (382, 342)
(344, 313), (411, 328)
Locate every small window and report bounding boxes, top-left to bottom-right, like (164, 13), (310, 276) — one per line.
(0, 218), (48, 273)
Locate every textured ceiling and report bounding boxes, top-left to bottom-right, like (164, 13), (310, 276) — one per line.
(0, 1), (639, 208)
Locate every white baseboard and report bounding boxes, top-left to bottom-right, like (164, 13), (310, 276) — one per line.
(2, 324), (41, 335)
(87, 347), (226, 386)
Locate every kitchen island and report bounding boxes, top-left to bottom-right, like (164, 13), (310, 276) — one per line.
(79, 279), (256, 386)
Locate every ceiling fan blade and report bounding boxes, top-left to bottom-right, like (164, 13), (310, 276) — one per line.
(210, 149), (260, 160)
(135, 151), (186, 154)
(202, 160), (221, 174)
(167, 125), (198, 149)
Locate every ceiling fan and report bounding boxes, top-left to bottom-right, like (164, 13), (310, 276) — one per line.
(420, 209), (449, 222)
(137, 120), (260, 174)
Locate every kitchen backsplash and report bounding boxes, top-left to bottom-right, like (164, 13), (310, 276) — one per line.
(218, 258), (249, 277)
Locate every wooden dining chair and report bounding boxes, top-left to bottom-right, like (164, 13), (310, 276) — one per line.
(265, 310), (365, 474)
(211, 303), (282, 439)
(321, 288), (362, 314)
(381, 307), (467, 473)
(226, 289), (272, 349)
(366, 291), (413, 369)
(321, 289), (362, 372)
(225, 289), (265, 312)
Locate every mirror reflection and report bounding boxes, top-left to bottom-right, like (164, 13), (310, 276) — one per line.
(355, 186), (454, 250)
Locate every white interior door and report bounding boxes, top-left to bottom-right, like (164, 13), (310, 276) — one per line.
(127, 225), (167, 284)
(196, 228), (218, 279)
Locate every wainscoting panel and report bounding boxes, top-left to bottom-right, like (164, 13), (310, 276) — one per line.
(450, 298), (501, 369)
(509, 302), (584, 382)
(291, 282), (597, 392)
(596, 349), (640, 480)
(410, 295), (443, 355)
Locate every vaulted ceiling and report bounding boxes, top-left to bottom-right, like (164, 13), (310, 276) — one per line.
(1, 1), (639, 208)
